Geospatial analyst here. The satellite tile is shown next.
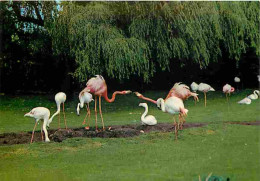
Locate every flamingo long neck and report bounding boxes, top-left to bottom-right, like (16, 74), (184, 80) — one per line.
(48, 103), (61, 125)
(254, 91), (258, 97)
(159, 99), (166, 112)
(141, 105), (148, 122)
(102, 91), (124, 103)
(138, 95), (157, 104)
(79, 100), (84, 108)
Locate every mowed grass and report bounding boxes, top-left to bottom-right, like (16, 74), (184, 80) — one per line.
(0, 90), (259, 180)
(0, 89), (259, 133)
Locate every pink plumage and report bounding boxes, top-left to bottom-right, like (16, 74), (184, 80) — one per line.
(80, 75), (131, 131)
(166, 82), (198, 101)
(223, 84), (235, 94)
(85, 75), (107, 96)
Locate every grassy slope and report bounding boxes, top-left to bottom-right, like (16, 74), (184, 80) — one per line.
(0, 90), (259, 180)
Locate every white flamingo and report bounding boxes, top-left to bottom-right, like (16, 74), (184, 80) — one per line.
(223, 84), (235, 102)
(234, 77), (240, 83)
(48, 92), (67, 129)
(237, 97), (251, 105)
(24, 107), (51, 143)
(190, 82), (199, 92)
(198, 83), (215, 107)
(77, 91), (94, 129)
(135, 83), (190, 139)
(247, 90), (259, 100)
(190, 82), (199, 105)
(234, 77), (241, 91)
(157, 96), (188, 139)
(139, 103), (157, 126)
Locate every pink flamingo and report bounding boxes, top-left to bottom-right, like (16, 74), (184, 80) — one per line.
(165, 82), (199, 101)
(134, 83), (191, 139)
(223, 84), (235, 102)
(134, 92), (188, 139)
(81, 75), (131, 131)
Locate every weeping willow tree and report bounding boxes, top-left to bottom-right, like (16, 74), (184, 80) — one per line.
(48, 1), (259, 83)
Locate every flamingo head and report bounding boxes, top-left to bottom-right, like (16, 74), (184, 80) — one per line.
(134, 92), (142, 97)
(122, 90), (132, 94)
(156, 98), (163, 110)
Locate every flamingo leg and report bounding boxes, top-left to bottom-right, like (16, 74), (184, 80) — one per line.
(31, 120), (38, 143)
(173, 116), (178, 140)
(58, 110), (61, 129)
(99, 96), (105, 131)
(63, 103), (68, 129)
(85, 103), (91, 130)
(82, 105), (88, 125)
(178, 115), (181, 130)
(226, 93), (228, 103)
(41, 121), (44, 141)
(87, 103), (91, 127)
(181, 115), (186, 130)
(94, 96), (98, 131)
(204, 92), (207, 107)
(194, 97), (196, 106)
(179, 115), (185, 130)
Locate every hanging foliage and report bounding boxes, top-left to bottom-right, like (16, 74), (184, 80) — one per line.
(48, 1), (259, 83)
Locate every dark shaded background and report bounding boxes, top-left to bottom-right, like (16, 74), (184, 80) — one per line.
(1, 47), (258, 95)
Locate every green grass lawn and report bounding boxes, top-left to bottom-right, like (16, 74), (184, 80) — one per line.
(0, 90), (259, 180)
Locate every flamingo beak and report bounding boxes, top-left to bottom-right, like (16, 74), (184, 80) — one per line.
(125, 90), (132, 94)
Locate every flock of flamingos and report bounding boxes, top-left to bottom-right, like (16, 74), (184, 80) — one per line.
(24, 75), (259, 143)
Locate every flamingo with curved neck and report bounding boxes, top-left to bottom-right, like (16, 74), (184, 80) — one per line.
(139, 103), (157, 126)
(248, 90), (259, 100)
(134, 92), (188, 139)
(47, 92), (67, 129)
(77, 91), (93, 129)
(24, 107), (51, 143)
(102, 90), (132, 103)
(82, 75), (131, 131)
(223, 84), (235, 103)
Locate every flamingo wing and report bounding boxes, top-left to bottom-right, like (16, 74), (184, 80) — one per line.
(86, 75), (106, 94)
(166, 83), (194, 100)
(238, 98), (251, 104)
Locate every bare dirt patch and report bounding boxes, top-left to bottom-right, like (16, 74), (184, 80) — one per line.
(227, 120), (260, 126)
(0, 122), (207, 145)
(1, 121), (258, 146)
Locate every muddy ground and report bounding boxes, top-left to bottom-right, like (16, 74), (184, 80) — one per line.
(0, 121), (259, 146)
